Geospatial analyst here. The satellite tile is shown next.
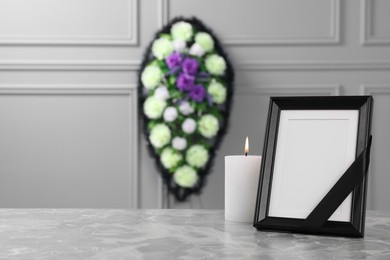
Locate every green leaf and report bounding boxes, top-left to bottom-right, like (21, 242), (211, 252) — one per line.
(200, 63), (207, 72)
(210, 108), (223, 120)
(148, 121), (157, 130)
(169, 75), (176, 86)
(149, 60), (159, 66)
(155, 147), (163, 155)
(170, 90), (183, 99)
(196, 102), (208, 112)
(199, 140), (212, 149)
(160, 34), (173, 40)
(157, 60), (168, 69)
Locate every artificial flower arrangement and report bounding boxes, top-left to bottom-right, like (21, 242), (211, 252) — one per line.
(138, 17), (234, 201)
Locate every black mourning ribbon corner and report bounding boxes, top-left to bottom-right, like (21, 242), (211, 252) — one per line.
(301, 135), (373, 229)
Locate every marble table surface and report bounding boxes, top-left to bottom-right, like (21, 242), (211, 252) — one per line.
(0, 209), (389, 259)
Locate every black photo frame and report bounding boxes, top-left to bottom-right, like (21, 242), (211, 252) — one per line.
(253, 96), (373, 237)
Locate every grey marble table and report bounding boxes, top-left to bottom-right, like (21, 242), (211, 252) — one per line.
(0, 209), (389, 259)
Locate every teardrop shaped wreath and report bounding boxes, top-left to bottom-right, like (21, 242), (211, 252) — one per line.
(138, 17), (234, 201)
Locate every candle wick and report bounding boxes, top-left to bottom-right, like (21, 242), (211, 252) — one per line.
(245, 152), (248, 156)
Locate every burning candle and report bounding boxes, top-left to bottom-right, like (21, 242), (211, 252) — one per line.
(225, 137), (262, 222)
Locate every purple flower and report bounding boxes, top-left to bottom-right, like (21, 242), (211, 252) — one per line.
(165, 52), (183, 69)
(189, 85), (207, 102)
(182, 58), (199, 76)
(176, 73), (194, 91)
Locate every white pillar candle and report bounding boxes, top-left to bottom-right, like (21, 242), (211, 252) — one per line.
(225, 137), (261, 222)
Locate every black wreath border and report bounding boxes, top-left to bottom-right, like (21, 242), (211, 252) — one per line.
(138, 17), (235, 202)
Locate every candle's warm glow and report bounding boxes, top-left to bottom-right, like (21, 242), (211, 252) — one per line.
(244, 136), (249, 156)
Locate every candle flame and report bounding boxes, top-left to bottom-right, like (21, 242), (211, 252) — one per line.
(244, 136), (249, 156)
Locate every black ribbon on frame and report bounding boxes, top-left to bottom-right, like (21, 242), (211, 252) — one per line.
(301, 135), (373, 229)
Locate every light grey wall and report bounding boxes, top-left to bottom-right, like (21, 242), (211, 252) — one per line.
(0, 92), (136, 208)
(0, 0), (390, 210)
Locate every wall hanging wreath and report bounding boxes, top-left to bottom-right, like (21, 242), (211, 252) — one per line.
(138, 17), (234, 201)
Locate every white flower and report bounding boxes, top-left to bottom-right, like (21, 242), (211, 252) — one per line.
(195, 32), (214, 52)
(198, 114), (219, 138)
(163, 106), (178, 122)
(179, 101), (194, 115)
(173, 165), (198, 188)
(208, 80), (227, 104)
(154, 86), (170, 100)
(205, 54), (226, 76)
(149, 124), (171, 148)
(189, 43), (205, 57)
(182, 118), (196, 134)
(141, 65), (163, 90)
(171, 21), (193, 42)
(172, 137), (187, 151)
(173, 39), (187, 53)
(160, 147), (182, 169)
(143, 96), (167, 119)
(152, 38), (174, 60)
(186, 145), (209, 168)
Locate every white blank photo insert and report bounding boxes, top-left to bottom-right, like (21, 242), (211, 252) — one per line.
(268, 110), (359, 222)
